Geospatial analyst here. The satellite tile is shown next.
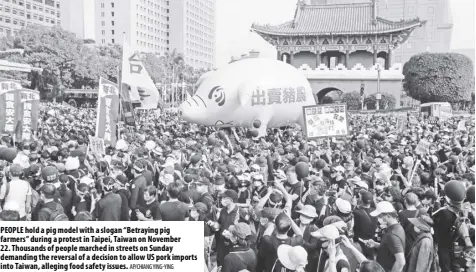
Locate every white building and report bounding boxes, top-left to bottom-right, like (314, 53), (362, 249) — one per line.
(0, 0), (61, 37)
(169, 0), (216, 69)
(94, 0), (171, 55)
(60, 0), (95, 40)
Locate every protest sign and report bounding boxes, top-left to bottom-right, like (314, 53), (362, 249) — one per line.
(88, 136), (106, 156)
(0, 80), (40, 142)
(457, 120), (466, 131)
(302, 104), (349, 139)
(397, 117), (408, 133)
(416, 139), (431, 154)
(95, 77), (119, 146)
(0, 221), (204, 271)
(428, 116), (438, 124)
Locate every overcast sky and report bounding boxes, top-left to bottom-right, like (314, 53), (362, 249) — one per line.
(215, 0), (475, 68)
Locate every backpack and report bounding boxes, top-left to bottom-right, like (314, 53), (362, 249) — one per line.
(41, 205), (68, 221)
(406, 233), (440, 272)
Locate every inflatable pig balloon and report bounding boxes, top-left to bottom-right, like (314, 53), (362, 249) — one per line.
(179, 58), (316, 137)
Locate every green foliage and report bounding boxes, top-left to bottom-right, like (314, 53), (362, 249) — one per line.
(364, 94), (396, 110)
(341, 91), (361, 110)
(321, 96), (334, 104)
(0, 24), (207, 102)
(403, 53), (474, 103)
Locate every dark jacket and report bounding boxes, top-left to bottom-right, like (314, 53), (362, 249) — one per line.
(93, 192), (122, 221)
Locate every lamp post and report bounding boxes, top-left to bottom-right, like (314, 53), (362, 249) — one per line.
(376, 65), (381, 110)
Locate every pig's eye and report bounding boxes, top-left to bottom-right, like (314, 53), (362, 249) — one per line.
(207, 86), (226, 106)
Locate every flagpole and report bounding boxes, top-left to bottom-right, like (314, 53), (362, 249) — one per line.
(117, 65), (123, 140)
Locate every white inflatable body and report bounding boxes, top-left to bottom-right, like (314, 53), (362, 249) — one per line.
(179, 58), (316, 136)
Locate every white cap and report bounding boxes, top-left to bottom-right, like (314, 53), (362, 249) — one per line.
(65, 157), (80, 171)
(335, 198), (352, 214)
(370, 201), (396, 216)
(145, 141), (156, 151)
(311, 224), (340, 240)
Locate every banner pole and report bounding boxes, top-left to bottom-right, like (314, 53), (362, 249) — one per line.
(117, 65), (123, 141)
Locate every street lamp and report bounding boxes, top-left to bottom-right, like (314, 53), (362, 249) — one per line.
(376, 64), (381, 110)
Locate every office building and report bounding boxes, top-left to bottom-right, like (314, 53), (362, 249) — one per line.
(0, 0), (61, 37)
(94, 0), (170, 55)
(61, 0), (95, 40)
(169, 0), (216, 69)
(308, 0), (453, 64)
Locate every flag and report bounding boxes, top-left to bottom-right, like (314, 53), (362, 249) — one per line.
(121, 41), (159, 109)
(96, 77), (120, 146)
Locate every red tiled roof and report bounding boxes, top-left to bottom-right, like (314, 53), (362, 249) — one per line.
(251, 3), (424, 36)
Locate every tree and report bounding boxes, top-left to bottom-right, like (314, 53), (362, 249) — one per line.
(13, 25), (83, 100)
(364, 94), (396, 110)
(403, 53), (474, 103)
(341, 91), (362, 110)
(321, 96), (334, 104)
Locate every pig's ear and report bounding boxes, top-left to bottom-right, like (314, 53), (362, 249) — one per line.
(238, 82), (256, 107)
(195, 70), (215, 89)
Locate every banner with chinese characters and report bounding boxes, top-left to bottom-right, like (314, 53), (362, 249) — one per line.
(88, 136), (105, 156)
(0, 80), (40, 142)
(302, 103), (349, 139)
(95, 77), (119, 146)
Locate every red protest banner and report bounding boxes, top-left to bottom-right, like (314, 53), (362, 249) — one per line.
(0, 80), (39, 142)
(95, 77), (119, 146)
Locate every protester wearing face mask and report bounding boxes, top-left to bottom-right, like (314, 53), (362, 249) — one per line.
(367, 201), (406, 272)
(312, 223), (351, 272)
(210, 189), (239, 269)
(293, 205), (319, 272)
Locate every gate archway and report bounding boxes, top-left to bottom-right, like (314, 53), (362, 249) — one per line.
(316, 87), (343, 104)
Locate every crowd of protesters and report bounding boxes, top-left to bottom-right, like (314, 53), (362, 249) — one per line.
(0, 102), (474, 272)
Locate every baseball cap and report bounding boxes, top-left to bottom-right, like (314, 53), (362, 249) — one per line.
(311, 224), (340, 240)
(335, 198), (352, 214)
(41, 166), (58, 183)
(370, 201), (396, 216)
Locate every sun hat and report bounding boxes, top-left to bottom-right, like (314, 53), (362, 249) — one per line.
(277, 245), (308, 271)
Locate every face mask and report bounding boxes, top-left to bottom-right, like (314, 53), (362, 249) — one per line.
(253, 181), (262, 187)
(377, 216), (387, 228)
(300, 216), (313, 225)
(191, 211), (199, 218)
(221, 199), (229, 207)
